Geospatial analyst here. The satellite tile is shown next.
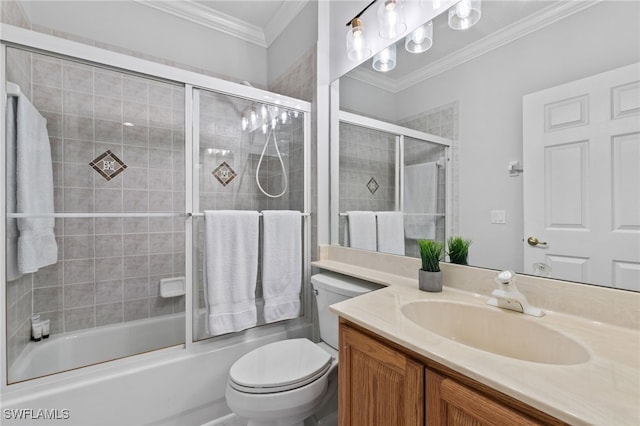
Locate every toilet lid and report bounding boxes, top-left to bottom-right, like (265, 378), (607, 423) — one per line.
(229, 339), (333, 394)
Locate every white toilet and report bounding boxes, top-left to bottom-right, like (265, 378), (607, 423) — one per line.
(225, 272), (381, 426)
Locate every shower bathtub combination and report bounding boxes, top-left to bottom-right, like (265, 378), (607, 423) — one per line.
(0, 25), (312, 425)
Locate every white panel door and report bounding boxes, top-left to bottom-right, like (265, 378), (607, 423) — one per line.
(523, 63), (640, 290)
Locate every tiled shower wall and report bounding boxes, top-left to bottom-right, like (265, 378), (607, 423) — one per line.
(269, 47), (316, 260)
(6, 47), (186, 368)
(338, 123), (396, 246)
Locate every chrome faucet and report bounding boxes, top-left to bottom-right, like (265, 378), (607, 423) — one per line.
(487, 270), (544, 317)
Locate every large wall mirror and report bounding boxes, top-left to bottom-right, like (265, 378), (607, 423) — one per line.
(331, 0), (640, 291)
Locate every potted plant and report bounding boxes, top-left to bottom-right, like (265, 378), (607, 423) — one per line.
(417, 239), (444, 292)
(447, 236), (472, 265)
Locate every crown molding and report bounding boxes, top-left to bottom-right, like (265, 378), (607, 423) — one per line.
(264, 1), (309, 47)
(134, 0), (309, 49)
(346, 66), (398, 93)
(134, 0), (267, 47)
(348, 0), (602, 93)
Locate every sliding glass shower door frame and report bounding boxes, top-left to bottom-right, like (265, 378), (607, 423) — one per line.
(0, 23), (312, 390)
(330, 109), (453, 247)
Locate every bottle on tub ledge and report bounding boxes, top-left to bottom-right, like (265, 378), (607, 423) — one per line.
(42, 319), (50, 338)
(31, 315), (42, 341)
(30, 315), (50, 341)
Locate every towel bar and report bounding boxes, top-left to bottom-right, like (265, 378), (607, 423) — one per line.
(7, 212), (184, 219)
(338, 212), (444, 217)
(188, 212), (311, 217)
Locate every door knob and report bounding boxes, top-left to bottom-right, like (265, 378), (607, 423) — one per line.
(527, 237), (548, 247)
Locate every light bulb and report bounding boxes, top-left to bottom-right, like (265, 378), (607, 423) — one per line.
(448, 0), (481, 30)
(271, 118), (277, 129)
(378, 0), (406, 39)
(260, 104), (267, 119)
(346, 18), (372, 61)
(241, 115), (248, 131)
(250, 109), (257, 127)
(280, 111), (288, 124)
(261, 123), (268, 134)
(412, 26), (426, 44)
(456, 0), (470, 18)
(405, 21), (433, 53)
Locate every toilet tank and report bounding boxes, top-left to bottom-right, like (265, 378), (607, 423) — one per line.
(311, 272), (382, 350)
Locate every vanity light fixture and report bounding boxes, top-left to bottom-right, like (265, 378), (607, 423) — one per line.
(405, 21), (433, 53)
(448, 0), (481, 30)
(346, 18), (372, 61)
(372, 44), (397, 72)
(378, 0), (407, 39)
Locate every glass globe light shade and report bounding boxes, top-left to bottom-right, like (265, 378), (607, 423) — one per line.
(372, 44), (397, 72)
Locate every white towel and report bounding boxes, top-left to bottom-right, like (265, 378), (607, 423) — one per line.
(261, 210), (302, 323)
(6, 96), (21, 281)
(204, 210), (259, 336)
(347, 211), (377, 251)
(404, 162), (438, 239)
(15, 93), (58, 273)
(376, 212), (405, 255)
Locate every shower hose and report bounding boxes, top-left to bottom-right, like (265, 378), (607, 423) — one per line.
(255, 127), (288, 198)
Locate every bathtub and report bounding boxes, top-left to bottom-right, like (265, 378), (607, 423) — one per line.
(8, 313), (186, 383)
(2, 315), (312, 425)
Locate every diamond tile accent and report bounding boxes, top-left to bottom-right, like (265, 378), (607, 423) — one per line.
(367, 177), (379, 194)
(213, 161), (237, 187)
(89, 150), (127, 181)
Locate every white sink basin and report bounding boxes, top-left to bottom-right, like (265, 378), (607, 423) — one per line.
(401, 300), (590, 365)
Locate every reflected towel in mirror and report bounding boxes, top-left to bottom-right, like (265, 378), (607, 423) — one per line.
(404, 162), (438, 239)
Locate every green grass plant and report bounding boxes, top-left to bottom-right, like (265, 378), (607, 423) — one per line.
(417, 239), (444, 272)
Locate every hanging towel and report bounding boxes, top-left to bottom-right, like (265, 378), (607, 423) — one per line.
(14, 92), (58, 274)
(404, 162), (438, 240)
(376, 211), (405, 255)
(347, 211), (377, 251)
(261, 210), (302, 323)
(204, 210), (259, 336)
(6, 96), (21, 281)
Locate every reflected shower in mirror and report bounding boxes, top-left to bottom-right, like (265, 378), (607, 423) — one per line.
(332, 0), (640, 290)
(332, 111), (451, 258)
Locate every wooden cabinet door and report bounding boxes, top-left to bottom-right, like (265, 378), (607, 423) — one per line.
(339, 323), (424, 426)
(426, 369), (543, 426)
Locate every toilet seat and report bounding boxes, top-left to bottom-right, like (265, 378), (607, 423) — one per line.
(229, 338), (332, 394)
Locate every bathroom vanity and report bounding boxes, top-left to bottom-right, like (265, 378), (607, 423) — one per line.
(313, 245), (640, 426)
(339, 319), (562, 425)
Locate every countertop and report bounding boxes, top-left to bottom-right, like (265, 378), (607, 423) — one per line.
(314, 258), (640, 426)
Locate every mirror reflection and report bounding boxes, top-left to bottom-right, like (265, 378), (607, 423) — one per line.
(333, 0), (640, 291)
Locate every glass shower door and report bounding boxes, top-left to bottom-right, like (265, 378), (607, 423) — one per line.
(4, 46), (186, 383)
(402, 136), (447, 258)
(191, 88), (306, 342)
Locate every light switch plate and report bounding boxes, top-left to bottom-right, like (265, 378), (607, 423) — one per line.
(491, 210), (506, 224)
